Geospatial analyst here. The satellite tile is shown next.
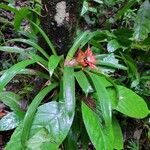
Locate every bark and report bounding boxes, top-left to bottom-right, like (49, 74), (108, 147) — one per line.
(40, 0), (82, 55)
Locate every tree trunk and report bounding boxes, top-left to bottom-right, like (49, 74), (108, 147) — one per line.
(40, 0), (82, 55)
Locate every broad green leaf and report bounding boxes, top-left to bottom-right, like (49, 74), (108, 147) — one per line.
(89, 70), (113, 87)
(0, 112), (20, 131)
(6, 100), (74, 149)
(112, 117), (123, 150)
(21, 83), (58, 147)
(10, 39), (49, 59)
(27, 128), (57, 150)
(134, 0), (150, 41)
(74, 71), (93, 95)
(48, 55), (61, 77)
(20, 67), (75, 148)
(31, 101), (75, 147)
(0, 92), (24, 118)
(107, 39), (120, 52)
(89, 72), (114, 149)
(30, 21), (57, 56)
(63, 67), (75, 114)
(0, 59), (35, 91)
(116, 86), (150, 118)
(107, 87), (118, 109)
(82, 102), (104, 150)
(0, 46), (25, 53)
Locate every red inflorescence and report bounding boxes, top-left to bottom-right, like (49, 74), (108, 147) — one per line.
(76, 47), (96, 69)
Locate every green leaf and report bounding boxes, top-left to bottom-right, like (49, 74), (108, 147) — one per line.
(0, 59), (35, 91)
(88, 70), (113, 87)
(0, 92), (24, 118)
(63, 67), (75, 114)
(14, 7), (30, 30)
(116, 86), (150, 118)
(0, 46), (48, 68)
(10, 39), (49, 59)
(0, 69), (49, 80)
(121, 54), (139, 83)
(113, 28), (133, 47)
(107, 39), (120, 52)
(96, 53), (127, 72)
(89, 73), (112, 123)
(18, 69), (49, 79)
(82, 102), (104, 150)
(63, 105), (81, 150)
(27, 52), (48, 68)
(31, 101), (75, 147)
(93, 0), (103, 4)
(116, 0), (137, 20)
(27, 128), (57, 150)
(66, 31), (89, 61)
(5, 124), (23, 150)
(112, 116), (123, 150)
(30, 21), (57, 56)
(0, 112), (20, 131)
(107, 87), (118, 109)
(88, 72), (114, 149)
(134, 0), (150, 41)
(0, 46), (25, 53)
(48, 55), (61, 77)
(7, 67), (75, 149)
(0, 4), (17, 13)
(74, 71), (93, 95)
(21, 83), (58, 147)
(81, 1), (89, 16)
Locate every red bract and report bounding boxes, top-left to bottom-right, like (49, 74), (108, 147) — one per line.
(76, 47), (96, 68)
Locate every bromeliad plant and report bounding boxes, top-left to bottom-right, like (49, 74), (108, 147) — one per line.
(0, 21), (150, 150)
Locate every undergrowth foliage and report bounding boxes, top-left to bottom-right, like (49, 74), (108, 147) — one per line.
(0, 0), (150, 149)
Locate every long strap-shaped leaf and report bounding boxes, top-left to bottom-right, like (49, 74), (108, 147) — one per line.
(66, 31), (89, 61)
(30, 21), (57, 56)
(21, 83), (58, 148)
(0, 46), (48, 68)
(9, 39), (49, 59)
(0, 60), (36, 91)
(88, 72), (114, 150)
(63, 67), (75, 115)
(0, 69), (49, 80)
(0, 46), (25, 53)
(74, 71), (93, 95)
